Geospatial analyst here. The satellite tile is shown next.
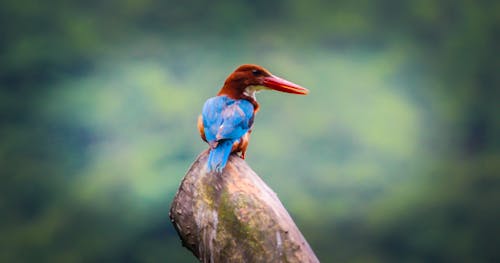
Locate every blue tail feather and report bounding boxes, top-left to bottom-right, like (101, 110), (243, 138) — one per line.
(207, 140), (234, 173)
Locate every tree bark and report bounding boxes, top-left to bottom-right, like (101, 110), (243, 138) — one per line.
(169, 150), (319, 263)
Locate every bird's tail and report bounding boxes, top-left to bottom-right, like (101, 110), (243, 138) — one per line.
(207, 140), (234, 173)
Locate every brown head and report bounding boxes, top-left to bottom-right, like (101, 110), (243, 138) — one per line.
(217, 64), (309, 101)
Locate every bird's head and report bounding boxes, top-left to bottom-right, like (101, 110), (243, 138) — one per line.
(218, 64), (309, 99)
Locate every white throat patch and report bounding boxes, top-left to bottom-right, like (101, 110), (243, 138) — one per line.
(244, 85), (267, 99)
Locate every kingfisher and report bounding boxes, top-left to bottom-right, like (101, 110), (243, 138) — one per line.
(198, 64), (309, 173)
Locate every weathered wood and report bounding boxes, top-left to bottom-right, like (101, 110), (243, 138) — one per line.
(169, 150), (319, 263)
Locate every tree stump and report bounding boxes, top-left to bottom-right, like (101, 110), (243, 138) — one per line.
(169, 150), (319, 263)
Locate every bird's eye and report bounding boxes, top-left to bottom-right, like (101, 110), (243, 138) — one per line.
(252, 69), (262, 76)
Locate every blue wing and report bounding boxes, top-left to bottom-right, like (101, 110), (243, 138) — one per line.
(202, 96), (254, 145)
(201, 96), (254, 172)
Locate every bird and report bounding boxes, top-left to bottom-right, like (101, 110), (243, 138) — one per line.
(198, 64), (309, 173)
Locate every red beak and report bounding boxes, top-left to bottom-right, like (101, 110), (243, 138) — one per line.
(263, 75), (309, 95)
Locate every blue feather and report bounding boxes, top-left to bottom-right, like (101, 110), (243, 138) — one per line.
(207, 139), (235, 173)
(201, 96), (254, 173)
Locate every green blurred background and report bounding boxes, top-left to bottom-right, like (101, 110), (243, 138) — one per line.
(1, 0), (498, 262)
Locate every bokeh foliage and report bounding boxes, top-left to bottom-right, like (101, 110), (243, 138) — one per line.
(1, 0), (498, 262)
